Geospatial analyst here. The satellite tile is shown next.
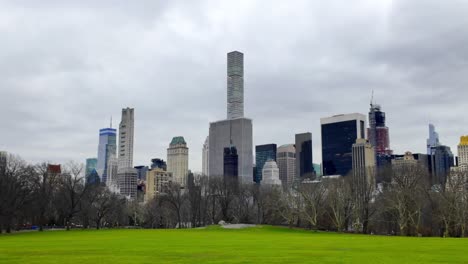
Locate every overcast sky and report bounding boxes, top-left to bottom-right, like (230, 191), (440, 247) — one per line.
(1, 0), (468, 172)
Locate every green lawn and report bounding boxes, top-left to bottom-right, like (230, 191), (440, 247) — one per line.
(0, 226), (467, 263)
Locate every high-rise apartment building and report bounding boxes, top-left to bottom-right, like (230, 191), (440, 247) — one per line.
(117, 107), (137, 200)
(262, 159), (282, 186)
(209, 51), (253, 183)
(96, 127), (117, 184)
(255, 144), (277, 184)
(202, 136), (209, 176)
(134, 165), (149, 181)
(277, 144), (296, 189)
(352, 139), (376, 186)
(321, 113), (367, 177)
(227, 51), (244, 120)
(146, 168), (173, 201)
(295, 133), (314, 180)
(167, 136), (189, 188)
(427, 124), (440, 155)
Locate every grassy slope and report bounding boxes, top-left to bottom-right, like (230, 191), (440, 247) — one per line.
(0, 226), (467, 264)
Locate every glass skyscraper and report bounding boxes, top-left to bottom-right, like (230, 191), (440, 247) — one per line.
(321, 113), (366, 176)
(295, 133), (314, 180)
(255, 144), (277, 183)
(96, 128), (117, 184)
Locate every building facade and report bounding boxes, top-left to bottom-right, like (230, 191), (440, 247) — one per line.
(255, 144), (277, 184)
(277, 144), (296, 189)
(321, 113), (367, 177)
(202, 136), (209, 176)
(227, 51), (244, 120)
(151, 158), (167, 170)
(295, 132), (314, 180)
(352, 138), (376, 185)
(146, 168), (173, 201)
(117, 107), (137, 199)
(262, 159), (282, 186)
(209, 118), (253, 182)
(430, 145), (454, 186)
(458, 136), (468, 166)
(134, 165), (149, 181)
(368, 103), (392, 160)
(223, 146), (239, 181)
(96, 127), (117, 184)
(167, 136), (189, 188)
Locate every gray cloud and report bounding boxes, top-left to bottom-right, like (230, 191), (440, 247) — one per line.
(1, 0), (467, 171)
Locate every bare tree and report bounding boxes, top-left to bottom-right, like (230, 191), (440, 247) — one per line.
(298, 182), (326, 230)
(277, 190), (301, 228)
(160, 182), (186, 228)
(33, 163), (61, 231)
(324, 178), (352, 232)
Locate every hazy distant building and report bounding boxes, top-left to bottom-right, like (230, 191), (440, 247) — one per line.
(117, 107), (137, 200)
(255, 144), (277, 184)
(352, 139), (376, 185)
(208, 51), (253, 183)
(427, 124), (440, 155)
(295, 133), (314, 180)
(96, 127), (117, 184)
(146, 168), (173, 201)
(321, 113), (367, 177)
(227, 51), (244, 120)
(262, 159), (281, 186)
(86, 157), (98, 184)
(277, 144), (296, 189)
(167, 136), (189, 188)
(223, 146), (239, 181)
(151, 158), (167, 170)
(202, 136), (209, 176)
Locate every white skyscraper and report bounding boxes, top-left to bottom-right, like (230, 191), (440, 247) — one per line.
(227, 51), (244, 120)
(262, 159), (282, 186)
(117, 107), (137, 200)
(167, 136), (189, 188)
(202, 136), (209, 176)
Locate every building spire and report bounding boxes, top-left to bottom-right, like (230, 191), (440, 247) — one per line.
(110, 116), (112, 128)
(370, 89), (374, 107)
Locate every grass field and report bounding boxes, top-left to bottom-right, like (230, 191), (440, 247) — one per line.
(1, 226), (467, 263)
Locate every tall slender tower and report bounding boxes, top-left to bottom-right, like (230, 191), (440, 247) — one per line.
(427, 124), (440, 155)
(96, 127), (116, 184)
(167, 136), (189, 188)
(202, 136), (209, 176)
(118, 108), (135, 170)
(117, 107), (137, 200)
(227, 51), (244, 120)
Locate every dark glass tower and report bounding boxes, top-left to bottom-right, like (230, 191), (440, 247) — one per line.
(430, 145), (454, 186)
(223, 146), (239, 181)
(321, 114), (366, 176)
(295, 133), (314, 180)
(255, 144), (277, 183)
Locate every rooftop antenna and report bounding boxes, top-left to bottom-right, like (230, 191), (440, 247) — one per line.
(370, 90), (374, 107)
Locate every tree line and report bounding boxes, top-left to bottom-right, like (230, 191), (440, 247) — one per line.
(1, 153), (467, 237)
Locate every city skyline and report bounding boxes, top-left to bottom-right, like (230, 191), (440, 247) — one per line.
(1, 1), (468, 172)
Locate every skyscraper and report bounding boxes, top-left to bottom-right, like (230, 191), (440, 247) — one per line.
(321, 113), (367, 177)
(262, 159), (282, 186)
(146, 168), (173, 201)
(202, 136), (209, 176)
(277, 144), (296, 189)
(117, 107), (137, 200)
(295, 133), (314, 180)
(96, 127), (116, 184)
(209, 51), (253, 183)
(227, 51), (244, 120)
(427, 124), (440, 155)
(224, 146), (238, 181)
(368, 103), (392, 158)
(430, 145), (454, 186)
(457, 136), (468, 166)
(118, 108), (135, 170)
(167, 136), (189, 188)
(134, 165), (149, 181)
(255, 144), (277, 184)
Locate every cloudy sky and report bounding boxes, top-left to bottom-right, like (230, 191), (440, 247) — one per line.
(1, 0), (467, 171)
